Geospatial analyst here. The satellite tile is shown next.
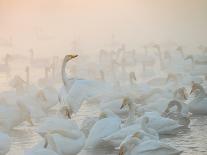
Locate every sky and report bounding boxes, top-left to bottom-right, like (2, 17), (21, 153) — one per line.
(0, 0), (207, 56)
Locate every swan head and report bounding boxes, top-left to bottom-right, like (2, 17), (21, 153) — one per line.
(164, 100), (182, 114)
(132, 132), (140, 139)
(190, 81), (203, 94)
(152, 43), (160, 50)
(174, 87), (188, 100)
(176, 46), (183, 52)
(142, 116), (149, 123)
(120, 97), (132, 109)
(36, 90), (47, 102)
(99, 109), (117, 119)
(16, 101), (33, 125)
(59, 105), (73, 119)
(10, 75), (26, 89)
(64, 54), (78, 62)
(166, 73), (178, 83)
(119, 132), (141, 155)
(129, 72), (136, 81)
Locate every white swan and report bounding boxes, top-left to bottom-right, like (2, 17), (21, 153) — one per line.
(137, 112), (183, 135)
(118, 132), (182, 155)
(29, 49), (49, 68)
(85, 110), (121, 149)
(120, 97), (137, 126)
(188, 82), (207, 114)
(0, 54), (10, 76)
(103, 117), (159, 147)
(0, 101), (33, 132)
(37, 117), (85, 155)
(162, 100), (190, 127)
(59, 54), (113, 114)
(0, 132), (11, 155)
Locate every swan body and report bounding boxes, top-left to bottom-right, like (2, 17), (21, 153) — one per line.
(162, 100), (190, 127)
(119, 132), (182, 155)
(80, 116), (98, 137)
(0, 54), (10, 75)
(85, 111), (121, 149)
(137, 112), (183, 135)
(103, 117), (159, 147)
(59, 55), (113, 114)
(37, 117), (85, 155)
(189, 90), (207, 115)
(0, 132), (11, 155)
(0, 102), (32, 132)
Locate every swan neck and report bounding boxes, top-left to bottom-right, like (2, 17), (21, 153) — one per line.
(141, 119), (148, 131)
(128, 103), (136, 123)
(30, 51), (34, 63)
(26, 71), (30, 85)
(45, 68), (48, 79)
(45, 134), (58, 152)
(61, 59), (68, 86)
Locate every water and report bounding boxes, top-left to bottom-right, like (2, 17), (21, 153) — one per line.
(1, 66), (207, 155)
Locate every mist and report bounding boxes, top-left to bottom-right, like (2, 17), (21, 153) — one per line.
(0, 0), (207, 57)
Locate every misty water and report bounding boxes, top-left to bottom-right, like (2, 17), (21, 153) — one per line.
(0, 58), (206, 155)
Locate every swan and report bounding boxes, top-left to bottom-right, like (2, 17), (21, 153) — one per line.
(59, 54), (113, 114)
(38, 66), (52, 87)
(138, 85), (188, 114)
(188, 82), (207, 114)
(185, 55), (207, 65)
(137, 112), (183, 135)
(85, 110), (121, 149)
(0, 132), (11, 155)
(37, 117), (85, 155)
(35, 87), (59, 111)
(120, 97), (137, 126)
(118, 132), (182, 155)
(0, 54), (11, 76)
(162, 100), (190, 127)
(0, 101), (33, 132)
(103, 117), (159, 147)
(29, 49), (49, 68)
(80, 116), (98, 137)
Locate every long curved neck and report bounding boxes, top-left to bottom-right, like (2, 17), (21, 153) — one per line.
(44, 134), (58, 152)
(129, 74), (135, 85)
(26, 70), (30, 85)
(61, 59), (69, 86)
(5, 56), (9, 65)
(140, 119), (148, 132)
(157, 48), (163, 69)
(30, 51), (34, 63)
(173, 101), (182, 113)
(127, 102), (136, 125)
(45, 68), (49, 79)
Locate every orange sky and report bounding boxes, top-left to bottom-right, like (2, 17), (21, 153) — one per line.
(0, 0), (207, 55)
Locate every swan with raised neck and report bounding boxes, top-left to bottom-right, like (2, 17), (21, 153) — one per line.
(61, 54), (78, 88)
(120, 97), (136, 126)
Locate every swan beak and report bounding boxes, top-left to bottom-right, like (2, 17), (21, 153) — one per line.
(36, 90), (47, 102)
(132, 132), (140, 138)
(120, 102), (127, 109)
(27, 117), (34, 126)
(183, 93), (187, 100)
(66, 109), (71, 119)
(190, 88), (193, 94)
(71, 54), (78, 58)
(119, 146), (125, 155)
(120, 98), (129, 109)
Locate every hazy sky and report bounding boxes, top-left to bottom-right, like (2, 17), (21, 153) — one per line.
(0, 0), (207, 55)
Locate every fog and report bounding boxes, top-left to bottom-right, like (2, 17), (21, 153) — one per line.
(0, 0), (207, 57)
